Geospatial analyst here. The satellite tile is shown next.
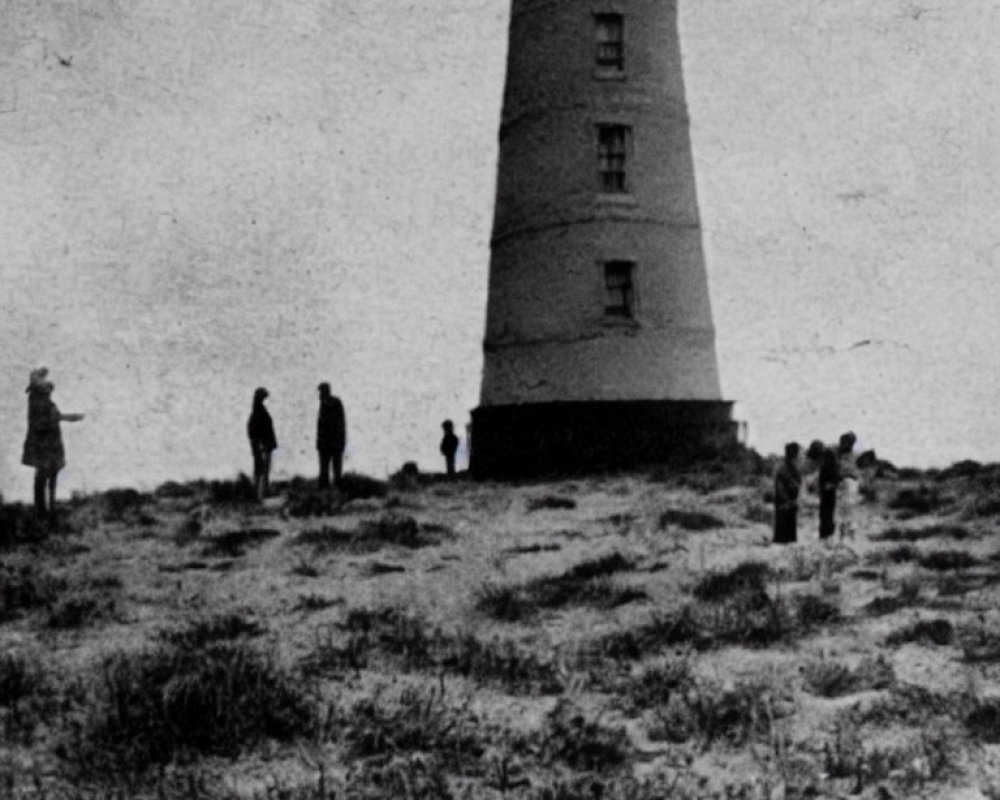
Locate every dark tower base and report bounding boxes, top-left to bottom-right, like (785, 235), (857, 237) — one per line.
(470, 400), (736, 479)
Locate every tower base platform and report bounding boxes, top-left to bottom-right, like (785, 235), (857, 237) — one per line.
(470, 400), (737, 479)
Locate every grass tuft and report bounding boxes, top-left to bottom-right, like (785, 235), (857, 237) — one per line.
(918, 549), (980, 571)
(535, 699), (631, 771)
(527, 495), (577, 512)
(888, 484), (949, 517)
(476, 554), (643, 622)
(886, 618), (954, 647)
(871, 524), (972, 543)
(161, 612), (265, 649)
(201, 527), (280, 557)
(74, 642), (316, 774)
(658, 508), (726, 531)
(802, 655), (895, 698)
(341, 685), (486, 773)
(692, 561), (770, 604)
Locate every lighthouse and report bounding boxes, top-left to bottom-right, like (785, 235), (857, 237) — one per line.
(471, 0), (735, 478)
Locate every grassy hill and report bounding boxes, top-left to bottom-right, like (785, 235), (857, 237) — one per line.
(1, 461), (999, 799)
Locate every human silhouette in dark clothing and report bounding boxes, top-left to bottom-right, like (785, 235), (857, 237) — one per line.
(440, 420), (459, 477)
(316, 383), (346, 489)
(806, 439), (840, 543)
(21, 368), (84, 518)
(247, 387), (277, 501)
(773, 441), (801, 544)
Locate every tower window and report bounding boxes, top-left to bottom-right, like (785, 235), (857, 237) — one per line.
(595, 14), (624, 71)
(597, 125), (630, 193)
(604, 261), (635, 318)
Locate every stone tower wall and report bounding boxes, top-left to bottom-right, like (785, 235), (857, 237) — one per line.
(480, 0), (723, 407)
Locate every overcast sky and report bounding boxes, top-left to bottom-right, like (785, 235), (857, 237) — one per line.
(2, 0), (998, 500)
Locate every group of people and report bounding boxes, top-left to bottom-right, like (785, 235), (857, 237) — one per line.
(773, 431), (861, 545)
(246, 385), (463, 500)
(247, 382), (347, 500)
(19, 367), (464, 517)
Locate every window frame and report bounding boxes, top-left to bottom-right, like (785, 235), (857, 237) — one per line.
(602, 260), (637, 320)
(596, 123), (631, 195)
(594, 12), (624, 74)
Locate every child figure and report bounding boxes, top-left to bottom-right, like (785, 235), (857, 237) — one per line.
(440, 420), (459, 477)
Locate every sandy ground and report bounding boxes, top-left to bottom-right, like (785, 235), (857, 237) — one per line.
(1, 463), (999, 799)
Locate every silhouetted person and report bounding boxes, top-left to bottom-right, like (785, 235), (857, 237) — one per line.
(440, 420), (459, 477)
(21, 369), (84, 519)
(773, 441), (801, 544)
(836, 431), (859, 541)
(316, 382), (346, 489)
(247, 387), (277, 501)
(806, 439), (840, 544)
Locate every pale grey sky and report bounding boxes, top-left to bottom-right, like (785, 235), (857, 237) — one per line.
(2, 0), (998, 499)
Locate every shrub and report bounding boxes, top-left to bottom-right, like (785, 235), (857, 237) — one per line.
(527, 495), (577, 512)
(619, 659), (694, 713)
(796, 594), (840, 628)
(864, 595), (908, 617)
(536, 699), (631, 771)
(886, 618), (954, 647)
(201, 527), (280, 557)
(341, 685), (486, 773)
(888, 485), (948, 516)
(802, 656), (894, 698)
(0, 503), (48, 548)
(966, 495), (1000, 518)
(338, 473), (389, 501)
(161, 613), (265, 649)
(154, 480), (197, 499)
(101, 488), (149, 521)
(866, 544), (920, 565)
(75, 642), (316, 773)
(658, 508), (726, 531)
(0, 654), (42, 708)
(692, 561), (770, 604)
(918, 549), (979, 570)
(344, 755), (454, 800)
(966, 698), (1000, 743)
(208, 474), (257, 506)
(47, 591), (116, 629)
(648, 678), (776, 748)
(437, 634), (563, 695)
(937, 460), (983, 481)
(357, 514), (423, 548)
(823, 718), (958, 789)
(293, 515), (444, 554)
(0, 563), (65, 621)
(294, 594), (341, 612)
(476, 554), (643, 621)
(871, 525), (971, 543)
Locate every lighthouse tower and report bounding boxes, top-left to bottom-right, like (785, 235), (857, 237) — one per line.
(471, 0), (735, 478)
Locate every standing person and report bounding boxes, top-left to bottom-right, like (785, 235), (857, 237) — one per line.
(818, 446), (840, 543)
(21, 368), (84, 519)
(806, 439), (840, 544)
(439, 420), (459, 477)
(773, 442), (801, 544)
(316, 382), (346, 489)
(836, 431), (859, 541)
(247, 387), (277, 501)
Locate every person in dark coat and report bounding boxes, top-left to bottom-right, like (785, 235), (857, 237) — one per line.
(440, 419), (459, 477)
(817, 446), (840, 543)
(316, 382), (346, 489)
(247, 387), (277, 501)
(21, 368), (84, 518)
(773, 442), (801, 544)
(806, 439), (840, 543)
